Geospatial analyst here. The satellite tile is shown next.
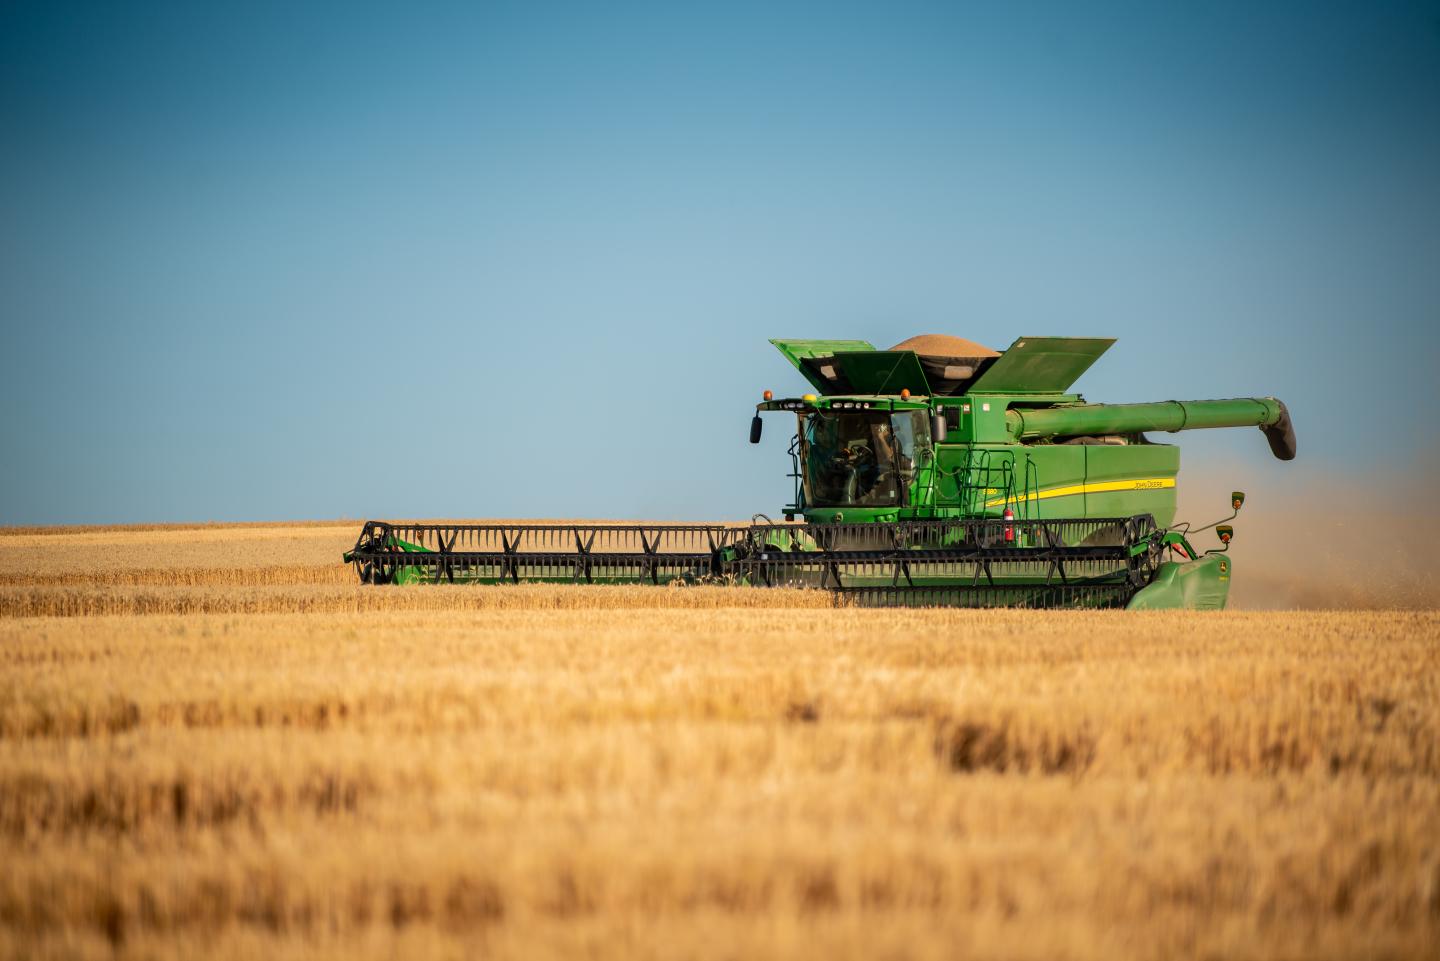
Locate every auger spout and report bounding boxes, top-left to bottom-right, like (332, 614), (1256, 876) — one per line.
(1005, 397), (1296, 460)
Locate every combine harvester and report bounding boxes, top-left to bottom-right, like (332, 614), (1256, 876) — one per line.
(345, 335), (1295, 609)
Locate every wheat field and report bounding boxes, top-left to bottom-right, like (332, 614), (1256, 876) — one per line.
(1, 523), (1437, 960)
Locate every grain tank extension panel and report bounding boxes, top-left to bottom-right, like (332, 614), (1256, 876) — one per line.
(769, 336), (1114, 395)
(965, 337), (1115, 393)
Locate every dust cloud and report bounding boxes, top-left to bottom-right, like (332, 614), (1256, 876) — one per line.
(1176, 460), (1439, 610)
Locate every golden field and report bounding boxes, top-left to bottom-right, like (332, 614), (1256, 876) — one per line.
(1, 523), (1438, 960)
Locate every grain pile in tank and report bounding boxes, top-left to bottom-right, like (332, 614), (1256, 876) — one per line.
(889, 334), (1000, 395)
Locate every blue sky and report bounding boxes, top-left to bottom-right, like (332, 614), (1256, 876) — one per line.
(2, 0), (1437, 524)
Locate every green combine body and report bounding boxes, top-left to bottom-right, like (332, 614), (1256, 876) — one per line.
(346, 335), (1295, 610)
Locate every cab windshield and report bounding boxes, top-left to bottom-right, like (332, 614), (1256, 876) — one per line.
(801, 409), (930, 508)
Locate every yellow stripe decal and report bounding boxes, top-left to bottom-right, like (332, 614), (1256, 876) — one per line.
(983, 477), (1174, 508)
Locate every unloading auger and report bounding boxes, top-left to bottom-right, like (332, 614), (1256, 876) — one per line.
(344, 335), (1295, 610)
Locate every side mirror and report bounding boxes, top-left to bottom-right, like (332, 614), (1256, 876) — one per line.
(930, 413), (947, 443)
(1216, 525), (1233, 545)
(749, 415), (763, 444)
(1231, 491), (1245, 512)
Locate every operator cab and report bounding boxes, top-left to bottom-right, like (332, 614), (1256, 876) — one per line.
(800, 408), (931, 508)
